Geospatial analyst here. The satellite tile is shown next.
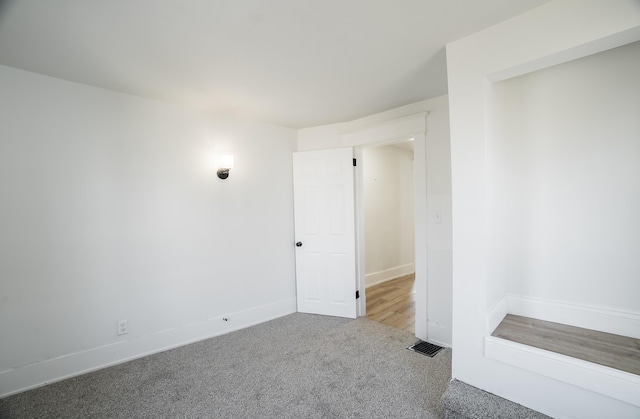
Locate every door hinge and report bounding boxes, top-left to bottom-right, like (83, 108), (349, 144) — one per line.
(355, 290), (360, 299)
(353, 158), (356, 167)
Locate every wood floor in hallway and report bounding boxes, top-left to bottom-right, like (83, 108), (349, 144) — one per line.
(365, 274), (415, 334)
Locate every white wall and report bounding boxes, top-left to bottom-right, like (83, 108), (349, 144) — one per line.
(424, 103), (453, 344)
(363, 145), (415, 287)
(298, 95), (452, 346)
(447, 0), (640, 417)
(489, 40), (640, 311)
(0, 65), (297, 397)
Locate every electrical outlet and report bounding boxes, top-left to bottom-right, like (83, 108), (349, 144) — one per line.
(117, 319), (128, 336)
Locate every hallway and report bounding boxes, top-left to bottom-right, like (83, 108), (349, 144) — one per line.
(365, 274), (415, 333)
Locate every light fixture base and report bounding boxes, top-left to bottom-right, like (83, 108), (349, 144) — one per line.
(217, 168), (230, 179)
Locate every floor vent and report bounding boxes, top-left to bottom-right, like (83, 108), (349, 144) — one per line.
(407, 341), (444, 358)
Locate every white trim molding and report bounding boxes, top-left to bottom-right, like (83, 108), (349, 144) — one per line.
(340, 113), (427, 147)
(0, 298), (297, 398)
(486, 294), (640, 339)
(486, 295), (509, 335)
(347, 111), (431, 341)
(484, 294), (640, 407)
(365, 263), (415, 288)
(485, 336), (640, 407)
(505, 293), (640, 339)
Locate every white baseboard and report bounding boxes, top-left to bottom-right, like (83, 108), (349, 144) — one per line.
(485, 335), (640, 407)
(365, 263), (414, 288)
(427, 320), (451, 348)
(426, 338), (450, 348)
(485, 294), (640, 339)
(486, 296), (508, 334)
(0, 298), (297, 398)
(505, 294), (640, 339)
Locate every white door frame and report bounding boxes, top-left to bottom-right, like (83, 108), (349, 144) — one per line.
(346, 113), (429, 340)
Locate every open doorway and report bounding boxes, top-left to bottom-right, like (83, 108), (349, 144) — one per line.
(361, 140), (416, 333)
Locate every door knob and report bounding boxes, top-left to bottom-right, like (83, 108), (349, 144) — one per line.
(296, 242), (303, 247)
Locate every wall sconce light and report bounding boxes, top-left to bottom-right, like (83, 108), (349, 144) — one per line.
(217, 153), (234, 179)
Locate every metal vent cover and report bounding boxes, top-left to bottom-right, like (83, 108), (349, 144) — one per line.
(407, 340), (444, 358)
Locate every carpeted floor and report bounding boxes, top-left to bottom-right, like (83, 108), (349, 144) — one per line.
(0, 313), (451, 418)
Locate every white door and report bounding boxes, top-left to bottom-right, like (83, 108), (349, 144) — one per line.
(293, 147), (357, 319)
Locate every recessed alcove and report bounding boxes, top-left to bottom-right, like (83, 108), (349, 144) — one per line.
(483, 39), (640, 407)
(447, 3), (640, 416)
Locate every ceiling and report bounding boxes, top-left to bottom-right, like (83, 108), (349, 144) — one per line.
(0, 0), (548, 129)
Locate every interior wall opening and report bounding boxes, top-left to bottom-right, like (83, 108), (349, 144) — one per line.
(360, 139), (416, 333)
